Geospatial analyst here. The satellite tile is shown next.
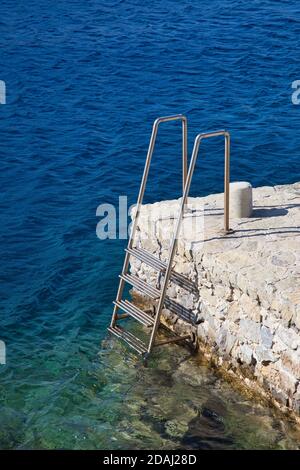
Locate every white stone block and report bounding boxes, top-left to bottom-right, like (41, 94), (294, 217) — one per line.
(230, 181), (253, 218)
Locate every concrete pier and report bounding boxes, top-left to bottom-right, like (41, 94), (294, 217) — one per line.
(130, 182), (300, 416)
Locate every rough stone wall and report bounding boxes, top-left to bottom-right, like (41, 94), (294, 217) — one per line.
(130, 182), (300, 416)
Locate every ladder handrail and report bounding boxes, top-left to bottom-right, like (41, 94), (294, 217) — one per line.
(147, 130), (231, 352)
(193, 130), (230, 233)
(110, 114), (187, 328)
(131, 114), (187, 247)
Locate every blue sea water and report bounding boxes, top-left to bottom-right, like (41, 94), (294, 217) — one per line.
(1, 0), (300, 449)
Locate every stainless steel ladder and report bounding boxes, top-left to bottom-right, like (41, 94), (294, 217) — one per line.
(108, 114), (231, 359)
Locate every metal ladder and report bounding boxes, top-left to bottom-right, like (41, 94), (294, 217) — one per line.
(108, 114), (231, 359)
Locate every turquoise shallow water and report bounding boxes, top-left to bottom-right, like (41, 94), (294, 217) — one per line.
(1, 0), (300, 449)
(2, 329), (300, 450)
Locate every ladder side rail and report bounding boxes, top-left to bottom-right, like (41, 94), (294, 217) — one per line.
(182, 117), (188, 193)
(224, 131), (230, 233)
(110, 114), (187, 328)
(147, 130), (230, 352)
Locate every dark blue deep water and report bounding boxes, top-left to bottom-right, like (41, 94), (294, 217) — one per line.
(1, 0), (300, 449)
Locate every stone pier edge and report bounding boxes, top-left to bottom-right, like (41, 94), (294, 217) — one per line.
(129, 182), (300, 422)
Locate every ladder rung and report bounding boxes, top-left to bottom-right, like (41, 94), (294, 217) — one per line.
(108, 325), (147, 355)
(113, 299), (154, 327)
(127, 247), (197, 293)
(126, 247), (165, 271)
(120, 273), (160, 299)
(154, 334), (191, 347)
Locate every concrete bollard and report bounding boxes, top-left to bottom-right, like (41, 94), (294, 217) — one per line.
(230, 182), (253, 218)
